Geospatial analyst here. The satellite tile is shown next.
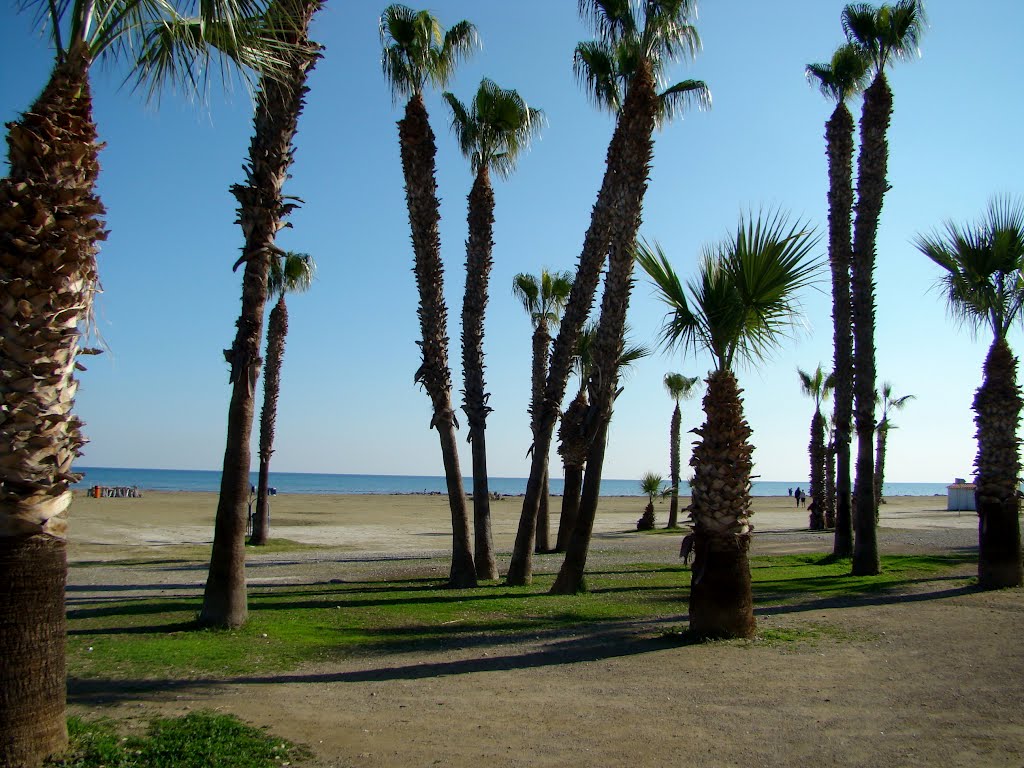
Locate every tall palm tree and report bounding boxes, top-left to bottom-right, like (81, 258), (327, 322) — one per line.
(0, 0), (292, 761)
(873, 381), (914, 513)
(250, 251), (315, 546)
(512, 269), (573, 553)
(842, 0), (926, 576)
(555, 322), (648, 551)
(444, 80), (543, 579)
(511, 0), (709, 586)
(914, 196), (1024, 589)
(664, 372), (701, 528)
(201, 0), (323, 628)
(806, 42), (869, 555)
(634, 212), (819, 637)
(797, 365), (835, 530)
(380, 4), (479, 588)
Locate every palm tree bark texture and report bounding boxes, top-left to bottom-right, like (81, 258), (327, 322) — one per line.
(252, 293), (289, 545)
(973, 339), (1024, 588)
(808, 410), (826, 530)
(529, 320), (552, 552)
(201, 0), (323, 627)
(507, 57), (658, 586)
(0, 51), (103, 765)
(827, 101), (855, 557)
(555, 391), (589, 551)
(667, 401), (683, 528)
(551, 62), (658, 595)
(687, 370), (756, 639)
(461, 165), (497, 579)
(399, 93), (476, 587)
(850, 72), (892, 577)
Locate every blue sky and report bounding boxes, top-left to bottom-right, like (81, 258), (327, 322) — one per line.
(2, 0), (1021, 484)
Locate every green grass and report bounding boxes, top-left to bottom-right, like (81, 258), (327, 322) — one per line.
(47, 712), (310, 768)
(66, 553), (974, 680)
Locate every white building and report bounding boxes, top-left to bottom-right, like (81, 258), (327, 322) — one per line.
(946, 479), (976, 512)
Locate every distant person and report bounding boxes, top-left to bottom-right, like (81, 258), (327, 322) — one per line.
(788, 487), (793, 497)
(794, 487), (803, 507)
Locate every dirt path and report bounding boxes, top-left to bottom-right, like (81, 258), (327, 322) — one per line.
(64, 494), (1024, 767)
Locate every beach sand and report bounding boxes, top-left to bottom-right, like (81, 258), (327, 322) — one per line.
(64, 492), (1023, 768)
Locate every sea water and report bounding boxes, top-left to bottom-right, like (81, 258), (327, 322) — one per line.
(73, 467), (950, 498)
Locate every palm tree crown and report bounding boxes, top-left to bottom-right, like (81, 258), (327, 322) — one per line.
(443, 79), (544, 179)
(268, 250), (315, 299)
(637, 213), (820, 373)
(379, 3), (478, 100)
(914, 196), (1024, 342)
(574, 0), (710, 124)
(512, 270), (574, 331)
(664, 371), (700, 403)
(798, 365), (835, 412)
(842, 0), (927, 75)
(805, 42), (870, 105)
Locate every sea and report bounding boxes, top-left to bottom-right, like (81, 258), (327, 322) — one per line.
(72, 467), (951, 498)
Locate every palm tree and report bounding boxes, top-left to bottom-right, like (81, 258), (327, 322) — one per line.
(555, 322), (649, 551)
(637, 472), (665, 530)
(201, 0), (323, 628)
(914, 196), (1024, 589)
(0, 0), (293, 760)
(444, 80), (543, 579)
(380, 4), (479, 588)
(634, 211), (819, 638)
(806, 42), (869, 555)
(511, 0), (710, 587)
(842, 0), (926, 576)
(250, 251), (315, 546)
(664, 372), (701, 528)
(512, 269), (573, 553)
(824, 415), (838, 527)
(797, 365), (835, 530)
(873, 381), (914, 513)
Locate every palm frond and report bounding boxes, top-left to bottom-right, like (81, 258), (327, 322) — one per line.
(574, 40), (623, 113)
(664, 371), (700, 401)
(658, 78), (710, 125)
(380, 4), (477, 101)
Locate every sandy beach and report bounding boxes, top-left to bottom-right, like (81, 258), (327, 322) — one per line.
(63, 492), (1023, 768)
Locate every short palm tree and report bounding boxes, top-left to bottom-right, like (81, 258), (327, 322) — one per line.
(842, 0), (926, 576)
(380, 4), (479, 588)
(202, 0), (324, 630)
(512, 269), (573, 553)
(637, 472), (665, 530)
(806, 41), (869, 555)
(444, 79), (543, 579)
(529, 0), (709, 591)
(824, 415), (838, 527)
(0, 0), (292, 760)
(250, 252), (315, 546)
(797, 365), (835, 530)
(664, 372), (701, 528)
(915, 196), (1024, 589)
(873, 381), (914, 513)
(635, 211), (819, 638)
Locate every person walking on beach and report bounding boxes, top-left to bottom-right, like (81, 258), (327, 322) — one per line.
(794, 487), (803, 507)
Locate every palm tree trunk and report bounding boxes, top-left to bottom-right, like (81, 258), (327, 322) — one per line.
(973, 338), (1024, 588)
(462, 167), (497, 579)
(507, 61), (659, 586)
(667, 403), (682, 528)
(555, 392), (588, 552)
(398, 93), (476, 588)
(826, 102), (856, 558)
(0, 51), (101, 765)
(808, 411), (826, 530)
(687, 370), (756, 640)
(873, 423), (886, 518)
(824, 440), (837, 528)
(201, 0), (322, 626)
(252, 295), (288, 546)
(536, 468), (551, 553)
(551, 420), (609, 594)
(850, 73), (892, 577)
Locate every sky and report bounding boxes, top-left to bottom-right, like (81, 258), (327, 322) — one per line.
(2, 0), (1022, 485)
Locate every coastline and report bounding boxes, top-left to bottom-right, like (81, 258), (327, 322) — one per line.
(65, 489), (973, 563)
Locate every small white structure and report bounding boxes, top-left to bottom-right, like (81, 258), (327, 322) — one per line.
(947, 480), (976, 512)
